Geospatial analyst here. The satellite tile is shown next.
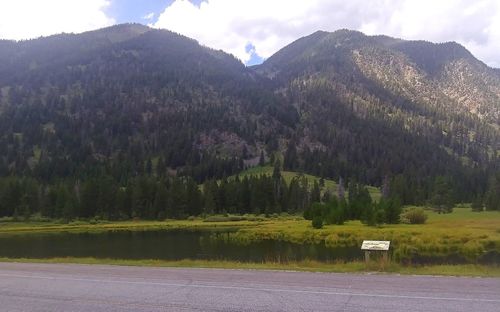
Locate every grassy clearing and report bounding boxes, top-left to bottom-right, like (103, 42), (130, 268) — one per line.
(0, 257), (498, 277)
(237, 166), (382, 202)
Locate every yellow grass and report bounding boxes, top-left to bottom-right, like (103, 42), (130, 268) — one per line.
(1, 208), (499, 265)
(0, 257), (498, 277)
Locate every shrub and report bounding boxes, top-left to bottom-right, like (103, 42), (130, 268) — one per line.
(28, 213), (52, 222)
(312, 216), (323, 229)
(203, 215), (257, 222)
(471, 196), (484, 212)
(69, 220), (88, 226)
(401, 208), (428, 224)
(303, 208), (312, 220)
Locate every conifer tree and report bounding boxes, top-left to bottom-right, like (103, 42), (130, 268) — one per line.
(259, 150), (265, 166)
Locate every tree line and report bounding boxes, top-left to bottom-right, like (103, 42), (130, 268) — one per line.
(304, 178), (402, 228)
(1, 164), (498, 223)
(0, 163), (313, 220)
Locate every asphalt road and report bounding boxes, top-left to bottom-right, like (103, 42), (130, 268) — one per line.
(0, 262), (499, 311)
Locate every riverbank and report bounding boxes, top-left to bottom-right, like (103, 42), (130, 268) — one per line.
(1, 208), (499, 273)
(0, 257), (499, 277)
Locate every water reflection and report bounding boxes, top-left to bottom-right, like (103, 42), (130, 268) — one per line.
(0, 229), (362, 263)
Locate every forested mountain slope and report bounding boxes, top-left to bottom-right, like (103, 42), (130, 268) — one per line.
(0, 24), (296, 182)
(0, 24), (498, 218)
(256, 29), (499, 202)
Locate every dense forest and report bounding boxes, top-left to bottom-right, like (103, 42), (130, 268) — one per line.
(0, 163), (310, 220)
(1, 160), (497, 222)
(0, 24), (498, 220)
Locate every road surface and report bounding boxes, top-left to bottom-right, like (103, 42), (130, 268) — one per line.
(0, 262), (498, 311)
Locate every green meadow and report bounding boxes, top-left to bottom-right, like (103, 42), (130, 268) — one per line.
(1, 207), (499, 276)
(235, 166), (382, 202)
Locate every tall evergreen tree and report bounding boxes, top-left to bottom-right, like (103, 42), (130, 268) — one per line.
(430, 176), (454, 213)
(259, 150), (266, 166)
(484, 173), (500, 211)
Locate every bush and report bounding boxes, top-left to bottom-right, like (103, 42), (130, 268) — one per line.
(401, 208), (428, 224)
(303, 208), (312, 220)
(312, 216), (323, 229)
(28, 213), (51, 222)
(471, 197), (484, 212)
(204, 216), (244, 222)
(203, 215), (267, 222)
(69, 220), (89, 226)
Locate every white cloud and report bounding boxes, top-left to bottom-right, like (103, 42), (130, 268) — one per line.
(143, 12), (155, 20)
(153, 0), (500, 67)
(0, 0), (114, 40)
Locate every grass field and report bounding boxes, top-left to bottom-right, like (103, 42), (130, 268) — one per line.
(235, 166), (382, 201)
(0, 257), (498, 277)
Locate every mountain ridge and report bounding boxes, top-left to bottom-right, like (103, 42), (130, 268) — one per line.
(0, 24), (498, 205)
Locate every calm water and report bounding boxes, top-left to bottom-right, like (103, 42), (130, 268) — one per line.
(0, 229), (362, 263)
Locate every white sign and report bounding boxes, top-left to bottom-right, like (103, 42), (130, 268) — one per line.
(361, 240), (390, 251)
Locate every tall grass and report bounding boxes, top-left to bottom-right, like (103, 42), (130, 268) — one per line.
(0, 257), (498, 277)
(1, 207), (499, 265)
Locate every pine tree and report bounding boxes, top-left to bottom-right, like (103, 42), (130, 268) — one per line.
(484, 173), (499, 211)
(337, 176), (345, 200)
(154, 182), (169, 219)
(203, 182), (216, 215)
(381, 175), (390, 199)
(272, 159), (283, 201)
(259, 150), (265, 166)
(311, 180), (321, 203)
(471, 195), (484, 212)
(430, 176), (454, 214)
(156, 157), (166, 177)
(186, 178), (202, 216)
(146, 158), (153, 176)
(283, 143), (297, 170)
(384, 197), (402, 224)
(240, 177), (251, 213)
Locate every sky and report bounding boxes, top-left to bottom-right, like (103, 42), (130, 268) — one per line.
(0, 0), (499, 67)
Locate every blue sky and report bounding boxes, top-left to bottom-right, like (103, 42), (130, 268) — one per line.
(106, 0), (199, 24)
(104, 0), (264, 65)
(105, 0), (172, 24)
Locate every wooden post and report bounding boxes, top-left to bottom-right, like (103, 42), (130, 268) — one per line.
(364, 250), (370, 264)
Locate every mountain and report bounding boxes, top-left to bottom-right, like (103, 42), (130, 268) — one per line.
(0, 24), (297, 182)
(0, 24), (498, 206)
(258, 30), (499, 124)
(259, 29), (500, 124)
(255, 29), (499, 202)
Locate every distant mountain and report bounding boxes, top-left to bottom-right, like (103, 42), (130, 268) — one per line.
(255, 29), (499, 201)
(0, 24), (498, 203)
(258, 29), (499, 123)
(0, 24), (297, 182)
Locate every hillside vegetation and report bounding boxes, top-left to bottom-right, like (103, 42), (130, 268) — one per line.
(236, 166), (381, 201)
(0, 24), (498, 221)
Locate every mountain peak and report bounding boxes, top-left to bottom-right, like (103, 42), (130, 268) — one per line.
(387, 39), (475, 75)
(261, 29), (485, 74)
(80, 23), (152, 44)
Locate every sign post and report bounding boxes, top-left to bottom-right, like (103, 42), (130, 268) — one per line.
(361, 240), (390, 265)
